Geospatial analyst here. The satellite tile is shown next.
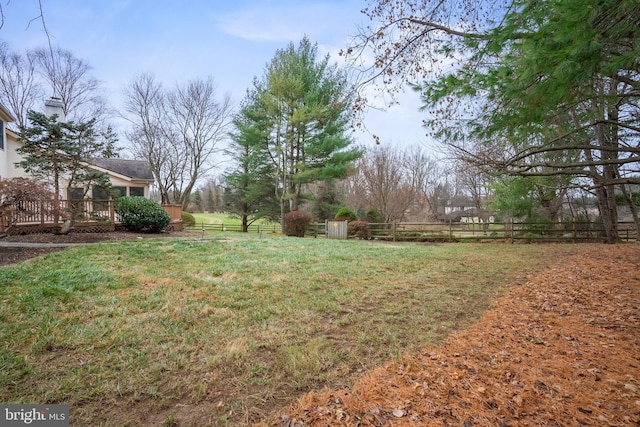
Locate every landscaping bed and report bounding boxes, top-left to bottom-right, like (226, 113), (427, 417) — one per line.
(274, 245), (640, 426)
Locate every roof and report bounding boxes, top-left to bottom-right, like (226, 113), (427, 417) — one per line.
(90, 158), (155, 181)
(0, 104), (16, 122)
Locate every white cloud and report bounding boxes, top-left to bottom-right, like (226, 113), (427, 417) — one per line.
(215, 2), (359, 43)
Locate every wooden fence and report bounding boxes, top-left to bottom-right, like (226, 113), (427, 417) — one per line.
(188, 220), (638, 243)
(191, 222), (282, 235)
(362, 221), (638, 243)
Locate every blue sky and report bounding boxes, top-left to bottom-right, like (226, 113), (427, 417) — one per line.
(0, 0), (430, 153)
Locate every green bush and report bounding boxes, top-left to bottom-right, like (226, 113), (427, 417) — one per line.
(364, 208), (384, 223)
(181, 211), (196, 227)
(114, 197), (170, 233)
(347, 220), (371, 239)
(334, 207), (357, 221)
(284, 211), (313, 237)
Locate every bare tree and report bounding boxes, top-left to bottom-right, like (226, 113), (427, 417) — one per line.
(402, 145), (443, 220)
(345, 145), (415, 223)
(123, 74), (233, 210)
(0, 43), (42, 129)
(166, 77), (232, 209)
(32, 46), (108, 124)
(123, 74), (174, 204)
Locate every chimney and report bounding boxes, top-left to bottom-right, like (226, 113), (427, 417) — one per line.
(44, 97), (65, 121)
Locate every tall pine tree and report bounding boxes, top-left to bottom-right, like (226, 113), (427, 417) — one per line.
(226, 37), (362, 227)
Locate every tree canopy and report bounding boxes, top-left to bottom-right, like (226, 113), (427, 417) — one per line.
(123, 74), (233, 210)
(17, 110), (118, 230)
(226, 37), (362, 227)
(348, 0), (640, 242)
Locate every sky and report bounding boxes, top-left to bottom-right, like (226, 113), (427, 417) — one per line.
(0, 0), (433, 157)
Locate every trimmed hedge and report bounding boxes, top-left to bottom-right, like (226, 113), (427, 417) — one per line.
(114, 197), (170, 233)
(347, 220), (371, 239)
(284, 211), (313, 237)
(181, 211), (196, 227)
(335, 207), (357, 221)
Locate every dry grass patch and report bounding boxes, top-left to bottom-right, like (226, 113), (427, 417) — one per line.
(0, 237), (587, 426)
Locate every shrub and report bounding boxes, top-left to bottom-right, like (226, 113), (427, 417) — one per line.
(348, 220), (371, 239)
(364, 208), (384, 223)
(181, 211), (196, 227)
(284, 210), (313, 237)
(334, 207), (357, 221)
(114, 197), (170, 233)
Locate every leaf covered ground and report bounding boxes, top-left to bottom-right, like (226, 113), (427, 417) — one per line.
(273, 244), (640, 426)
(1, 234), (638, 426)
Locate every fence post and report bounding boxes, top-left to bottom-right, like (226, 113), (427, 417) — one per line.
(510, 218), (514, 243)
(573, 218), (577, 243)
(393, 222), (396, 242)
(449, 220), (453, 241)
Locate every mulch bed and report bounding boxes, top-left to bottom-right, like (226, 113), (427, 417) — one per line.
(272, 245), (640, 426)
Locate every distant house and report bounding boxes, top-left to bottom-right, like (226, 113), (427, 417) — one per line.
(443, 196), (495, 223)
(0, 99), (154, 199)
(0, 104), (28, 180)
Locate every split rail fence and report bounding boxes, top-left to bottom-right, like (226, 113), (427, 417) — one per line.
(189, 220), (638, 243)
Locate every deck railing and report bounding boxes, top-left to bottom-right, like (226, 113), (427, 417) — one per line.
(1, 199), (182, 234)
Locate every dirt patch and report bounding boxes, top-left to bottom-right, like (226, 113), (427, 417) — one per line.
(271, 244), (640, 426)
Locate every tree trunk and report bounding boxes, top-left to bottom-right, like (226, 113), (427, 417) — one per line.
(241, 201), (249, 232)
(594, 183), (618, 243)
(619, 183), (640, 243)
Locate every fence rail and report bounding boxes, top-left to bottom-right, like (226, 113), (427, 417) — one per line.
(188, 220), (638, 243)
(191, 222), (283, 234)
(365, 221), (638, 243)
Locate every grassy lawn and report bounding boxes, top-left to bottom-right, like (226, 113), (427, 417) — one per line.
(0, 236), (583, 426)
(191, 212), (278, 227)
(191, 212), (238, 225)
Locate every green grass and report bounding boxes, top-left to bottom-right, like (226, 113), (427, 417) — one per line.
(191, 212), (237, 225)
(0, 237), (585, 426)
(191, 212), (277, 227)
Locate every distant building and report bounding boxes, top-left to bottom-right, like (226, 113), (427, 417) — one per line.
(0, 99), (154, 199)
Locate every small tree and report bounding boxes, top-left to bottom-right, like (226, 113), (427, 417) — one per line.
(0, 178), (53, 236)
(334, 207), (357, 221)
(283, 210), (312, 237)
(17, 110), (118, 232)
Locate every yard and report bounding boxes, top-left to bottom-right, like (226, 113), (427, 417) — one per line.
(0, 234), (638, 426)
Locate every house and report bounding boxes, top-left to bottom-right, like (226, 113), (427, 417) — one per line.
(0, 99), (174, 234)
(1, 98), (154, 199)
(0, 104), (29, 180)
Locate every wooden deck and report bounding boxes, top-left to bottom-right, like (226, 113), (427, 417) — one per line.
(1, 200), (182, 235)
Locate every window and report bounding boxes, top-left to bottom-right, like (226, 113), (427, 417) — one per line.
(0, 120), (4, 150)
(92, 187), (111, 200)
(129, 187), (145, 197)
(68, 188), (85, 200)
(92, 187), (111, 212)
(111, 186), (127, 199)
(68, 188), (85, 218)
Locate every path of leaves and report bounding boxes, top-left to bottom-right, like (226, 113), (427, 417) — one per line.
(274, 245), (640, 426)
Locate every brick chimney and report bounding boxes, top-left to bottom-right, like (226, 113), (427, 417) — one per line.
(44, 97), (65, 121)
